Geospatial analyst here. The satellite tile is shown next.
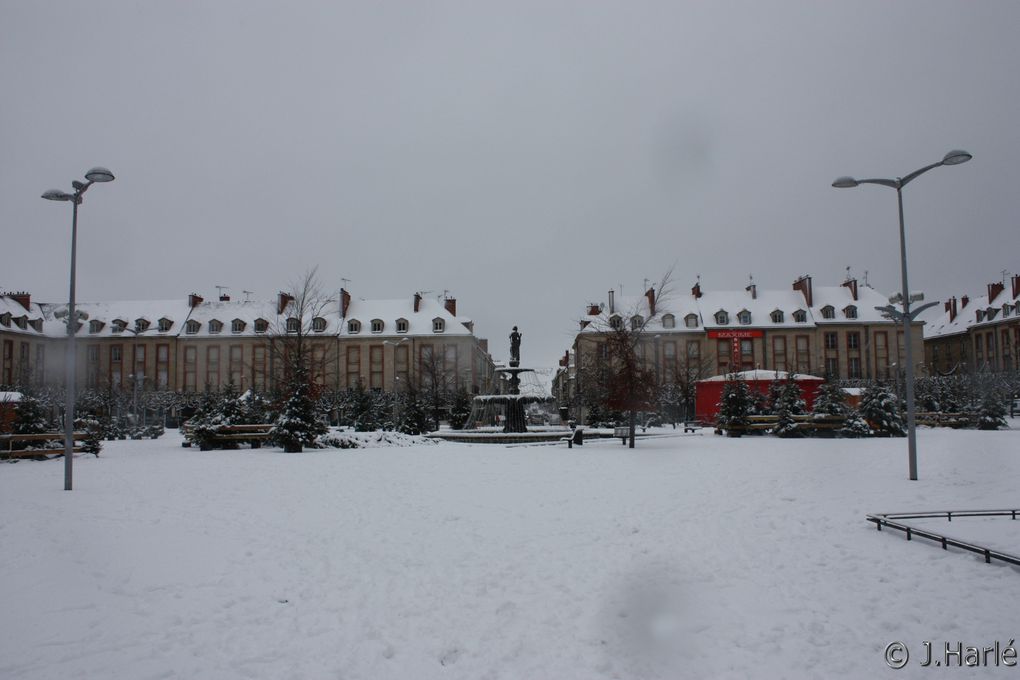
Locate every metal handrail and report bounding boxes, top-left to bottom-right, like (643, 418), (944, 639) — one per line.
(867, 511), (1020, 567)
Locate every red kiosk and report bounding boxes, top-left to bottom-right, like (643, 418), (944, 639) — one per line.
(695, 370), (824, 424)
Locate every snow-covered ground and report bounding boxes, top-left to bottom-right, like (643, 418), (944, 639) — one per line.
(2, 427), (1020, 679)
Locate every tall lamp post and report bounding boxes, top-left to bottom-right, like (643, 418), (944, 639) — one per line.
(42, 167), (116, 490)
(832, 150), (971, 480)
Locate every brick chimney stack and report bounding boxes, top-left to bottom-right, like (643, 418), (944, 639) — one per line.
(960, 295), (969, 308)
(340, 288), (351, 317)
(219, 294), (230, 302)
(188, 293), (204, 308)
(691, 282), (703, 299)
(793, 275), (813, 307)
(841, 278), (858, 300)
(608, 290), (615, 314)
(745, 283), (756, 300)
(988, 281), (1005, 303)
(413, 292), (422, 313)
(5, 291), (31, 309)
(645, 287), (656, 315)
(277, 292), (294, 315)
(945, 296), (958, 322)
(587, 302), (601, 315)
(444, 297), (457, 316)
(1013, 275), (1020, 300)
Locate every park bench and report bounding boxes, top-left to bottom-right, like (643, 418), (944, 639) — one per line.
(0, 432), (90, 459)
(182, 423), (274, 450)
(682, 422), (698, 433)
(561, 428), (584, 448)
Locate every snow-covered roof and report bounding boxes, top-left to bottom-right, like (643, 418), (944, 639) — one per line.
(340, 297), (473, 337)
(922, 285), (1020, 339)
(0, 296), (47, 337)
(0, 391), (23, 403)
(698, 370), (823, 383)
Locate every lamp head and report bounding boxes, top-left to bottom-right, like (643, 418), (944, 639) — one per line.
(42, 189), (73, 201)
(941, 150), (972, 166)
(832, 176), (859, 188)
(84, 167), (115, 182)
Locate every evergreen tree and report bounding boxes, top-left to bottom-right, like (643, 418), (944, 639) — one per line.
(717, 376), (752, 436)
(840, 409), (872, 438)
(271, 366), (328, 452)
(448, 387), (473, 430)
(774, 380), (805, 438)
(395, 386), (432, 435)
(977, 389), (1007, 430)
(813, 380), (848, 416)
(765, 376), (785, 415)
(12, 395), (51, 435)
(860, 383), (906, 437)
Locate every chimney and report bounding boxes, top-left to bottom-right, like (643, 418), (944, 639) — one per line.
(961, 295), (969, 309)
(219, 294), (230, 302)
(793, 275), (813, 307)
(945, 296), (958, 322)
(987, 281), (1005, 303)
(479, 338), (488, 353)
(413, 292), (422, 313)
(645, 287), (656, 316)
(587, 303), (601, 315)
(745, 283), (757, 300)
(277, 292), (294, 315)
(188, 293), (204, 308)
(340, 288), (351, 317)
(608, 289), (615, 314)
(691, 282), (703, 299)
(444, 297), (457, 316)
(841, 278), (859, 300)
(1013, 275), (1020, 300)
(5, 291), (31, 309)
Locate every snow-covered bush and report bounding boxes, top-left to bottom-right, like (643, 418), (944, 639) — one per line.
(717, 377), (752, 436)
(839, 410), (872, 438)
(774, 380), (805, 438)
(813, 381), (848, 417)
(12, 395), (51, 435)
(859, 383), (905, 437)
(271, 368), (328, 453)
(977, 390), (1007, 430)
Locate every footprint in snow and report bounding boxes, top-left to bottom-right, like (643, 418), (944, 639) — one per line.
(440, 648), (461, 666)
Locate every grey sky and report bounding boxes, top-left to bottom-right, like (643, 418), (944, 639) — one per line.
(2, 1), (1017, 367)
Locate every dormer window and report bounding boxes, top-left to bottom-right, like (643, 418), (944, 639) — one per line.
(158, 318), (173, 332)
(312, 317), (327, 333)
(609, 315), (623, 330)
(844, 305), (858, 319)
(986, 307), (997, 320)
(13, 315), (27, 330)
(1004, 304), (1012, 318)
(396, 318), (409, 333)
(347, 319), (361, 334)
(737, 310), (751, 325)
(135, 319), (150, 333)
(185, 320), (201, 334)
(662, 314), (675, 329)
(0, 313), (9, 327)
(976, 309), (985, 323)
(286, 317), (300, 333)
(714, 310), (729, 325)
(89, 320), (104, 334)
(630, 315), (643, 331)
(111, 319), (126, 333)
(29, 319), (43, 332)
(208, 319), (223, 334)
(371, 319), (384, 334)
(684, 313), (699, 329)
(793, 309), (807, 323)
(820, 305), (835, 319)
(254, 318), (268, 334)
(232, 319), (246, 334)
(770, 310), (784, 324)
(432, 318), (445, 333)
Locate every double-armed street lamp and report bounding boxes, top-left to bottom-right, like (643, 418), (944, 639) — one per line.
(42, 167), (116, 491)
(832, 150), (971, 480)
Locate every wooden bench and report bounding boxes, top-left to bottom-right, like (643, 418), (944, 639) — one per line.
(682, 422), (698, 433)
(561, 429), (584, 448)
(613, 426), (630, 444)
(0, 432), (90, 459)
(183, 423), (274, 450)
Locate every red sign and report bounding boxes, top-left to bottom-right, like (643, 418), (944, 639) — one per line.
(707, 329), (763, 339)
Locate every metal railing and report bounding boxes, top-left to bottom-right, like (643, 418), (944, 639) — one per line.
(866, 510), (1020, 567)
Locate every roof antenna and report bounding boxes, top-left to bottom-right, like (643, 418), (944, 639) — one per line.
(863, 270), (870, 287)
(1002, 269), (1012, 286)
(643, 278), (649, 292)
(215, 285), (229, 298)
(242, 290), (254, 302)
(340, 277), (351, 289)
(845, 265), (852, 282)
(618, 283), (624, 297)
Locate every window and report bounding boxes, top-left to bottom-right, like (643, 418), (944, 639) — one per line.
(820, 305), (835, 319)
(793, 309), (807, 323)
(13, 316), (27, 330)
(135, 319), (150, 333)
(630, 315), (643, 331)
(112, 319), (126, 334)
(229, 345), (243, 386)
(286, 318), (300, 333)
(684, 313), (699, 328)
(156, 344), (169, 389)
(717, 339), (731, 374)
(371, 319), (384, 334)
(714, 310), (729, 325)
(686, 340), (700, 358)
(875, 332), (889, 378)
(796, 336), (810, 374)
(370, 345), (384, 389)
(110, 344), (123, 388)
(772, 336), (787, 371)
(825, 357), (839, 378)
(395, 344), (410, 389)
(89, 320), (104, 334)
(231, 319), (245, 333)
(844, 305), (858, 319)
(0, 313), (9, 327)
(346, 346), (361, 387)
(86, 345), (100, 388)
(432, 318), (445, 333)
(254, 318), (268, 334)
(848, 356), (862, 379)
(208, 319), (223, 334)
(661, 314), (675, 329)
(206, 346), (220, 389)
(824, 332), (838, 350)
(34, 344), (45, 383)
(184, 346), (197, 391)
(312, 344), (327, 384)
(737, 310), (751, 325)
(1, 340), (10, 384)
(396, 318), (409, 333)
(445, 344), (458, 388)
(312, 317), (327, 333)
(663, 341), (676, 375)
(609, 315), (622, 330)
(158, 318), (173, 332)
(252, 346), (266, 390)
(740, 339), (753, 369)
(185, 320), (200, 334)
(847, 332), (860, 350)
(348, 319), (361, 334)
(770, 310), (784, 324)
(133, 344), (146, 382)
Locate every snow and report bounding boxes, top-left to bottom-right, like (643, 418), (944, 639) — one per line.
(2, 427), (1020, 679)
(698, 369), (821, 382)
(0, 391), (23, 403)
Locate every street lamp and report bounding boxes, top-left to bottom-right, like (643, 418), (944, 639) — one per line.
(833, 150), (970, 480)
(42, 167), (115, 490)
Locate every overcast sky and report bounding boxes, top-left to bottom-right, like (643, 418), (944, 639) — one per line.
(2, 1), (1017, 367)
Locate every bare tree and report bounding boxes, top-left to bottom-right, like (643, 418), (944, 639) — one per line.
(418, 344), (456, 430)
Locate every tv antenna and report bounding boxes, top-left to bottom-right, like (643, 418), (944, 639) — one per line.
(242, 290), (254, 302)
(215, 285), (229, 298)
(340, 277), (351, 289)
(1002, 269), (1012, 286)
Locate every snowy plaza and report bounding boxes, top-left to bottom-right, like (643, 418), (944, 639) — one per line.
(3, 426), (1019, 679)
